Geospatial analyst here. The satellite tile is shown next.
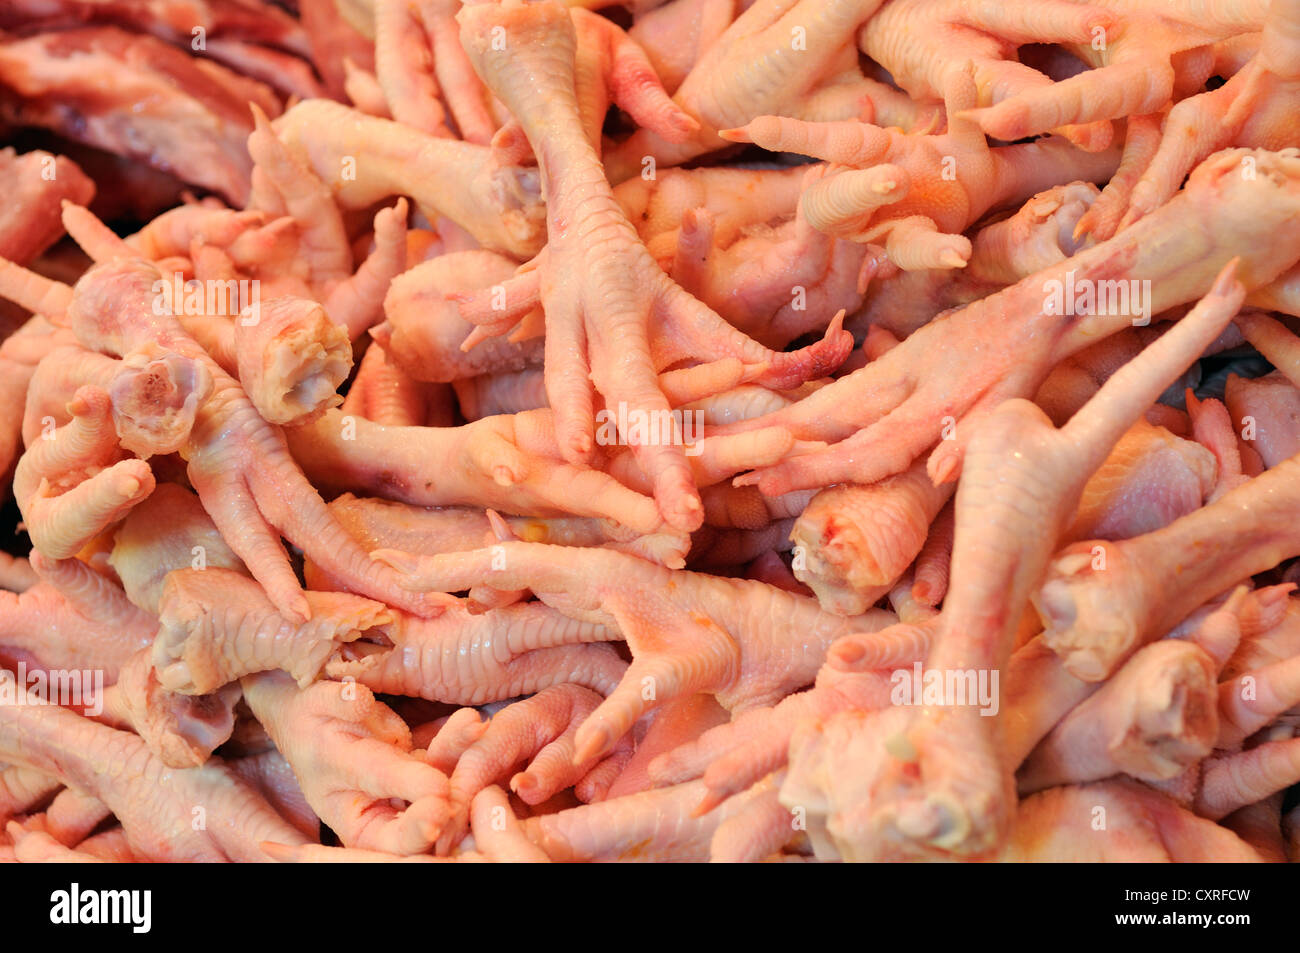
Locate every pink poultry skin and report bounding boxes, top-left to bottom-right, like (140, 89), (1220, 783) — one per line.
(451, 0), (852, 531)
(777, 264), (1245, 860)
(2, 0), (1300, 866)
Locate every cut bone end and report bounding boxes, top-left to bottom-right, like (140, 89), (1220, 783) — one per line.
(110, 351), (213, 457)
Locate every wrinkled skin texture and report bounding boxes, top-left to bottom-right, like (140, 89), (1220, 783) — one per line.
(0, 670), (307, 861)
(522, 778), (772, 861)
(375, 540), (896, 763)
(435, 684), (608, 852)
(725, 84), (1121, 269)
(605, 0), (895, 180)
(286, 408), (667, 537)
(790, 462), (953, 615)
(612, 164), (872, 349)
(5, 0), (1300, 868)
(1076, 0), (1299, 239)
(779, 264), (1244, 861)
(36, 257), (447, 623)
(0, 555), (156, 681)
(99, 647), (241, 769)
(325, 599), (628, 705)
(859, 0), (1269, 152)
(154, 568), (395, 694)
(375, 251), (544, 384)
(241, 672), (452, 855)
(717, 149), (1300, 497)
(272, 99), (545, 258)
(1065, 417), (1216, 541)
(1017, 640), (1220, 792)
(13, 385), (157, 560)
(849, 180), (1100, 339)
(108, 482), (250, 615)
(453, 0), (852, 531)
(1036, 443), (1300, 681)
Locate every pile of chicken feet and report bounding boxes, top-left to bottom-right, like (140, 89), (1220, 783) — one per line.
(1, 0), (1300, 862)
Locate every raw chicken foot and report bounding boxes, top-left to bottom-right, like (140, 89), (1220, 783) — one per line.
(455, 0), (852, 530)
(374, 539), (895, 762)
(719, 148), (1300, 495)
(725, 76), (1121, 268)
(241, 672), (452, 855)
(780, 262), (1244, 860)
(5, 256), (448, 623)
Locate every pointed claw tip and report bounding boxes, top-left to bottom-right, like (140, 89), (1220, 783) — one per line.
(570, 431), (593, 459)
(485, 509), (515, 540)
(249, 102), (272, 130)
(830, 639), (866, 668)
(282, 594), (311, 625)
(421, 592), (458, 614)
(260, 841), (298, 862)
(690, 793), (722, 818)
(371, 548), (418, 576)
(717, 127), (752, 144)
(857, 263), (877, 296)
(574, 724), (611, 765)
(1213, 257), (1242, 294)
(673, 111), (701, 137)
(511, 772), (540, 802)
(930, 452), (959, 486)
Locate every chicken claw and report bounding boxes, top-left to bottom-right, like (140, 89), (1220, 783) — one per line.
(374, 540), (894, 762)
(455, 0), (851, 530)
(782, 261), (1246, 860)
(241, 672), (452, 855)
